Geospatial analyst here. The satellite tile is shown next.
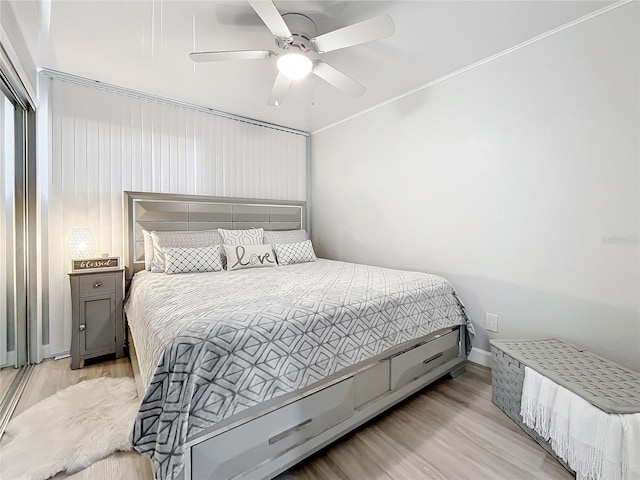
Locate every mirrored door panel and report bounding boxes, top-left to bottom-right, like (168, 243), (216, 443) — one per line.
(1, 90), (16, 370)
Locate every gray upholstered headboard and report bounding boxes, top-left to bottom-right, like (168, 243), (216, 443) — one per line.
(124, 191), (306, 278)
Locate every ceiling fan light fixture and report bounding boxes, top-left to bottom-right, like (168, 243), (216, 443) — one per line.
(276, 53), (312, 81)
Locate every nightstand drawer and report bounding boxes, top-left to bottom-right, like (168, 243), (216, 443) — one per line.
(79, 274), (116, 294)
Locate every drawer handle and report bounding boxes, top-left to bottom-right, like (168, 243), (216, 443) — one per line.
(422, 352), (444, 365)
(94, 281), (102, 288)
(79, 324), (86, 331)
(268, 418), (312, 445)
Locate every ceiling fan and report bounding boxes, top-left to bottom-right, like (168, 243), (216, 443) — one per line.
(189, 0), (395, 106)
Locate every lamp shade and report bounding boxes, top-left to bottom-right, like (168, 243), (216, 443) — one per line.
(67, 227), (97, 260)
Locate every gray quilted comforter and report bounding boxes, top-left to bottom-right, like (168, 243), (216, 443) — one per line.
(125, 259), (471, 480)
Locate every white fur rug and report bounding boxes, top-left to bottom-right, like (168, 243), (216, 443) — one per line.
(1, 376), (139, 480)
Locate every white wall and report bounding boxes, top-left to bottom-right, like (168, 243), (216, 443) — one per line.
(43, 77), (307, 356)
(311, 3), (640, 369)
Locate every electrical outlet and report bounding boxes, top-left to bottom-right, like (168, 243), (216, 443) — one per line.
(486, 313), (499, 333)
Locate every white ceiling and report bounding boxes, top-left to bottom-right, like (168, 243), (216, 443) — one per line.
(11, 0), (613, 132)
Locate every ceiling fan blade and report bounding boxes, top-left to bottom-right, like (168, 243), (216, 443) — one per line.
(267, 71), (292, 106)
(313, 61), (366, 98)
(311, 15), (395, 54)
(190, 50), (274, 63)
(248, 0), (293, 42)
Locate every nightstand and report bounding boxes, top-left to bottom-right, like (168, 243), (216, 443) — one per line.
(68, 268), (125, 369)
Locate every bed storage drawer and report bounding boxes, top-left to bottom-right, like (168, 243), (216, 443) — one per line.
(191, 378), (355, 480)
(390, 329), (459, 389)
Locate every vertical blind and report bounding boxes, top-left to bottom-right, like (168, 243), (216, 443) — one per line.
(46, 78), (307, 355)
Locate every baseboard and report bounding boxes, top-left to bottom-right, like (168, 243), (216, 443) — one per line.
(468, 347), (492, 368)
(42, 344), (70, 361)
(54, 351), (70, 360)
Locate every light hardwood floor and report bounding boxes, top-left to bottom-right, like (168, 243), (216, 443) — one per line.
(2, 357), (572, 480)
(0, 366), (19, 401)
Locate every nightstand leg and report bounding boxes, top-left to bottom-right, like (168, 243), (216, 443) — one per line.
(71, 356), (80, 370)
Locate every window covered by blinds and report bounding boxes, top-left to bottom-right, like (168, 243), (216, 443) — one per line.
(45, 78), (307, 355)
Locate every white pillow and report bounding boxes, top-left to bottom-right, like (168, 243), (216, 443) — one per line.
(273, 240), (317, 266)
(218, 228), (264, 246)
(142, 230), (154, 271)
(224, 244), (277, 271)
(263, 229), (308, 245)
(150, 230), (222, 273)
(164, 246), (223, 274)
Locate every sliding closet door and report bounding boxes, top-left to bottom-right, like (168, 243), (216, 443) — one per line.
(0, 79), (33, 369)
(0, 91), (16, 368)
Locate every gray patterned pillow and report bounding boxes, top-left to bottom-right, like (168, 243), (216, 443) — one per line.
(150, 230), (222, 273)
(224, 244), (277, 271)
(164, 246), (223, 274)
(263, 229), (308, 244)
(273, 240), (317, 266)
(218, 228), (264, 246)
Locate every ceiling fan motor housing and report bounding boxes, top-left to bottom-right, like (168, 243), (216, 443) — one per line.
(277, 13), (317, 52)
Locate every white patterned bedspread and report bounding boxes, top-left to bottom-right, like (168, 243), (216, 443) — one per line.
(125, 259), (471, 480)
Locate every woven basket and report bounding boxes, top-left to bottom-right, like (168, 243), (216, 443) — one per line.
(490, 345), (574, 473)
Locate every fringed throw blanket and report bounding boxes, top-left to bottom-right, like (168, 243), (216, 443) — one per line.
(521, 366), (640, 480)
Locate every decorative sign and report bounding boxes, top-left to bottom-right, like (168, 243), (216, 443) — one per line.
(72, 257), (121, 272)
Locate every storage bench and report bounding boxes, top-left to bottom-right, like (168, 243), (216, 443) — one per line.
(490, 339), (640, 473)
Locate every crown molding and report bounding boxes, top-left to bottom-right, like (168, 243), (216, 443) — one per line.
(312, 0), (633, 135)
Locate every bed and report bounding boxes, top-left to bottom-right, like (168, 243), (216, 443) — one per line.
(123, 191), (473, 480)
